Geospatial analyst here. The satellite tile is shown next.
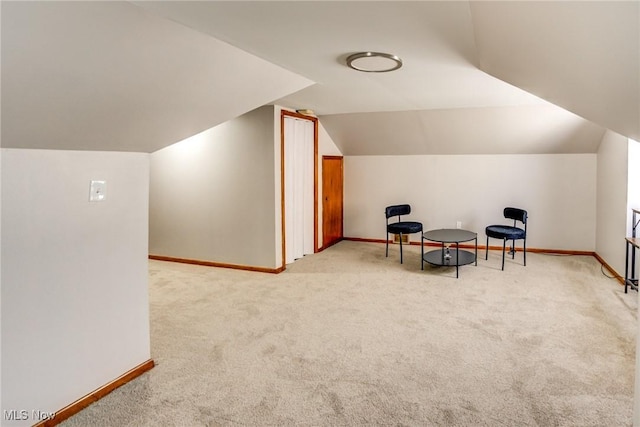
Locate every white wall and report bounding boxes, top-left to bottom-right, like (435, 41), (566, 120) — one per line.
(150, 106), (277, 269)
(627, 139), (640, 254)
(0, 147), (3, 415)
(345, 154), (597, 250)
(273, 107), (284, 268)
(595, 130), (630, 276)
(628, 138), (640, 427)
(1, 149), (150, 426)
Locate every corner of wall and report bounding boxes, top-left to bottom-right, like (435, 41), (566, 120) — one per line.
(0, 148), (3, 416)
(273, 106), (283, 268)
(150, 106), (279, 269)
(1, 149), (151, 425)
(595, 130), (629, 276)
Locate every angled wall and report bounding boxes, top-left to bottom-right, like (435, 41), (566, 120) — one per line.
(471, 1), (639, 141)
(320, 105), (606, 156)
(1, 1), (313, 153)
(595, 130), (629, 276)
(150, 106), (278, 269)
(1, 149), (150, 426)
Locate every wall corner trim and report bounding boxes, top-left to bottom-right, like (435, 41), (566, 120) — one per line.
(33, 359), (155, 427)
(593, 252), (624, 285)
(344, 238), (623, 285)
(149, 255), (285, 274)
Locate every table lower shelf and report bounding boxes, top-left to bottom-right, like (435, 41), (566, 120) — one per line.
(423, 249), (476, 267)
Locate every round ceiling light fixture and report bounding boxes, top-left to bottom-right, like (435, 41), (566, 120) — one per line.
(346, 52), (403, 73)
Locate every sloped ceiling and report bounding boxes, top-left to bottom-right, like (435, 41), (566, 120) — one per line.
(135, 0), (633, 154)
(136, 1), (545, 114)
(321, 105), (606, 155)
(471, 1), (639, 142)
(0, 1), (312, 152)
(1, 1), (637, 154)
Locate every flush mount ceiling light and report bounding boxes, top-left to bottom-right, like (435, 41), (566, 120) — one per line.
(346, 52), (403, 73)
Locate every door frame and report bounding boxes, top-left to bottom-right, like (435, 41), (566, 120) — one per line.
(280, 110), (318, 270)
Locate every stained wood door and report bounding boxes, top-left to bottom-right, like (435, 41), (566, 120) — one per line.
(322, 156), (344, 248)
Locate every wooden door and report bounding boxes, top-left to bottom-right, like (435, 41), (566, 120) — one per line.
(322, 156), (344, 248)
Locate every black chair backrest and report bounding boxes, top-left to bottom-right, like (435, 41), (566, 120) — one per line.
(386, 204), (411, 220)
(504, 207), (527, 225)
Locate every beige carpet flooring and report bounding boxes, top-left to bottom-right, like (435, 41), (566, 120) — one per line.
(62, 241), (638, 426)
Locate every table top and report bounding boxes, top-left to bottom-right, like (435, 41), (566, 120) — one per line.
(423, 228), (477, 243)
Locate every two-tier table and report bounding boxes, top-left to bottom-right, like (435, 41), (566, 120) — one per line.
(422, 228), (477, 278)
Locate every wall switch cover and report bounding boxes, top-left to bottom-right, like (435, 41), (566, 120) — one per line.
(89, 180), (107, 202)
(456, 221), (462, 229)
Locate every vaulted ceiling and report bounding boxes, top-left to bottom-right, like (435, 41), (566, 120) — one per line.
(1, 1), (312, 152)
(2, 1), (638, 154)
(471, 1), (638, 143)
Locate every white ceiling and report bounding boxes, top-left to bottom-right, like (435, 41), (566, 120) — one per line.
(1, 1), (312, 152)
(2, 1), (637, 154)
(321, 105), (607, 156)
(471, 1), (639, 143)
(134, 1), (548, 114)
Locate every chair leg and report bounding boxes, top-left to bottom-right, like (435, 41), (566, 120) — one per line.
(485, 236), (489, 260)
(511, 239), (516, 259)
(523, 238), (527, 266)
(399, 233), (404, 264)
(386, 231), (389, 257)
(421, 233), (424, 270)
(501, 238), (506, 270)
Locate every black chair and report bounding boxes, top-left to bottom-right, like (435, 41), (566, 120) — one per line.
(385, 204), (423, 265)
(485, 207), (528, 270)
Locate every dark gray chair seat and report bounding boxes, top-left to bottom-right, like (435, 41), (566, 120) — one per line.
(485, 207), (528, 270)
(485, 225), (526, 241)
(385, 204), (423, 265)
(387, 221), (423, 235)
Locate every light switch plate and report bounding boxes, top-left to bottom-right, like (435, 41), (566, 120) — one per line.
(89, 180), (107, 202)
